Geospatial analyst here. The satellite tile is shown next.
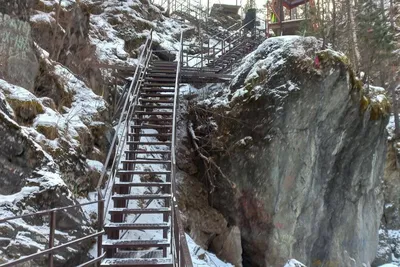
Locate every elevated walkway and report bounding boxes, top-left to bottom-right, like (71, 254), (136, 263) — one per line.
(0, 17), (264, 267)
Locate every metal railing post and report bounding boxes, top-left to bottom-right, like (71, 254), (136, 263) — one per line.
(48, 211), (56, 267)
(97, 191), (104, 265)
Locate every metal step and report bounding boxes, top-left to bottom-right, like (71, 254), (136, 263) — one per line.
(131, 125), (172, 129)
(146, 73), (177, 78)
(139, 99), (174, 103)
(112, 194), (171, 200)
(126, 141), (171, 146)
(136, 104), (174, 109)
(135, 111), (173, 115)
(113, 250), (162, 258)
(151, 61), (177, 65)
(142, 83), (175, 87)
(102, 239), (170, 249)
(124, 150), (171, 154)
(147, 68), (178, 73)
(117, 170), (171, 175)
(145, 77), (176, 82)
(148, 65), (177, 70)
(109, 207), (171, 214)
(121, 160), (171, 164)
(101, 257), (173, 266)
(104, 222), (170, 230)
(141, 89), (176, 93)
(127, 132), (172, 137)
(131, 118), (173, 122)
(114, 181), (171, 187)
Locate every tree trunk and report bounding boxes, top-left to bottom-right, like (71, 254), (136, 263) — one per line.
(390, 0), (394, 29)
(346, 0), (361, 71)
(50, 0), (62, 59)
(391, 83), (400, 139)
(331, 0), (336, 48)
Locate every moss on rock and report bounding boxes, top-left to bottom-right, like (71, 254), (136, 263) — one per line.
(6, 98), (45, 124)
(36, 124), (59, 140)
(317, 50), (389, 121)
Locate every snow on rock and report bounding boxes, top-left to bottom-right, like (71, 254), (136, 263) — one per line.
(87, 159), (104, 173)
(284, 259), (306, 267)
(0, 106), (93, 265)
(186, 235), (233, 267)
(231, 36), (318, 90)
(30, 11), (54, 24)
(88, 0), (185, 68)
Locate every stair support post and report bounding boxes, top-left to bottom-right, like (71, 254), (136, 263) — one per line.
(48, 210), (56, 267)
(97, 194), (104, 266)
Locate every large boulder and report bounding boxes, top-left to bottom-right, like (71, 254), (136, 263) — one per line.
(0, 110), (93, 267)
(189, 36), (388, 266)
(0, 9), (39, 91)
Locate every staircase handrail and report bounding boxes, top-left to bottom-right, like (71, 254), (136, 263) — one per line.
(171, 30), (193, 267)
(208, 21), (241, 41)
(0, 31), (155, 267)
(118, 43), (156, 240)
(189, 18), (256, 68)
(101, 34), (154, 224)
(96, 29), (153, 205)
(0, 201), (105, 267)
(213, 18), (255, 49)
(212, 34), (249, 65)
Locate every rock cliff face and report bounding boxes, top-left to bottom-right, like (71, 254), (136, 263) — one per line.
(184, 36), (389, 266)
(372, 141), (400, 266)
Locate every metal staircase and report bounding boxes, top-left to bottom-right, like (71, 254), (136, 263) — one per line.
(156, 0), (207, 22)
(100, 27), (263, 266)
(99, 31), (189, 267)
(0, 19), (264, 267)
(187, 19), (264, 72)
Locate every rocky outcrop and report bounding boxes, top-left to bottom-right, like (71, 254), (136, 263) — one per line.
(176, 104), (243, 265)
(187, 36), (389, 266)
(372, 142), (400, 266)
(0, 110), (93, 266)
(31, 0), (102, 95)
(0, 5), (39, 91)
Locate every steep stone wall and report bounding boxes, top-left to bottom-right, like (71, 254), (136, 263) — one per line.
(0, 5), (39, 91)
(187, 36), (389, 266)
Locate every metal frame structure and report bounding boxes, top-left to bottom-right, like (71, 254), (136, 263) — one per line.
(0, 30), (193, 267)
(0, 9), (265, 265)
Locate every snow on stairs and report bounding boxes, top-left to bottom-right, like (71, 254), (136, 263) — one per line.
(101, 59), (177, 267)
(102, 258), (173, 267)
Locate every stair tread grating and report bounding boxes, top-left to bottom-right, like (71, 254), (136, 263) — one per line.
(108, 207), (171, 214)
(101, 257), (173, 266)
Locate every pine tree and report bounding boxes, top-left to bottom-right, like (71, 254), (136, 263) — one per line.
(356, 0), (395, 88)
(244, 0), (256, 12)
